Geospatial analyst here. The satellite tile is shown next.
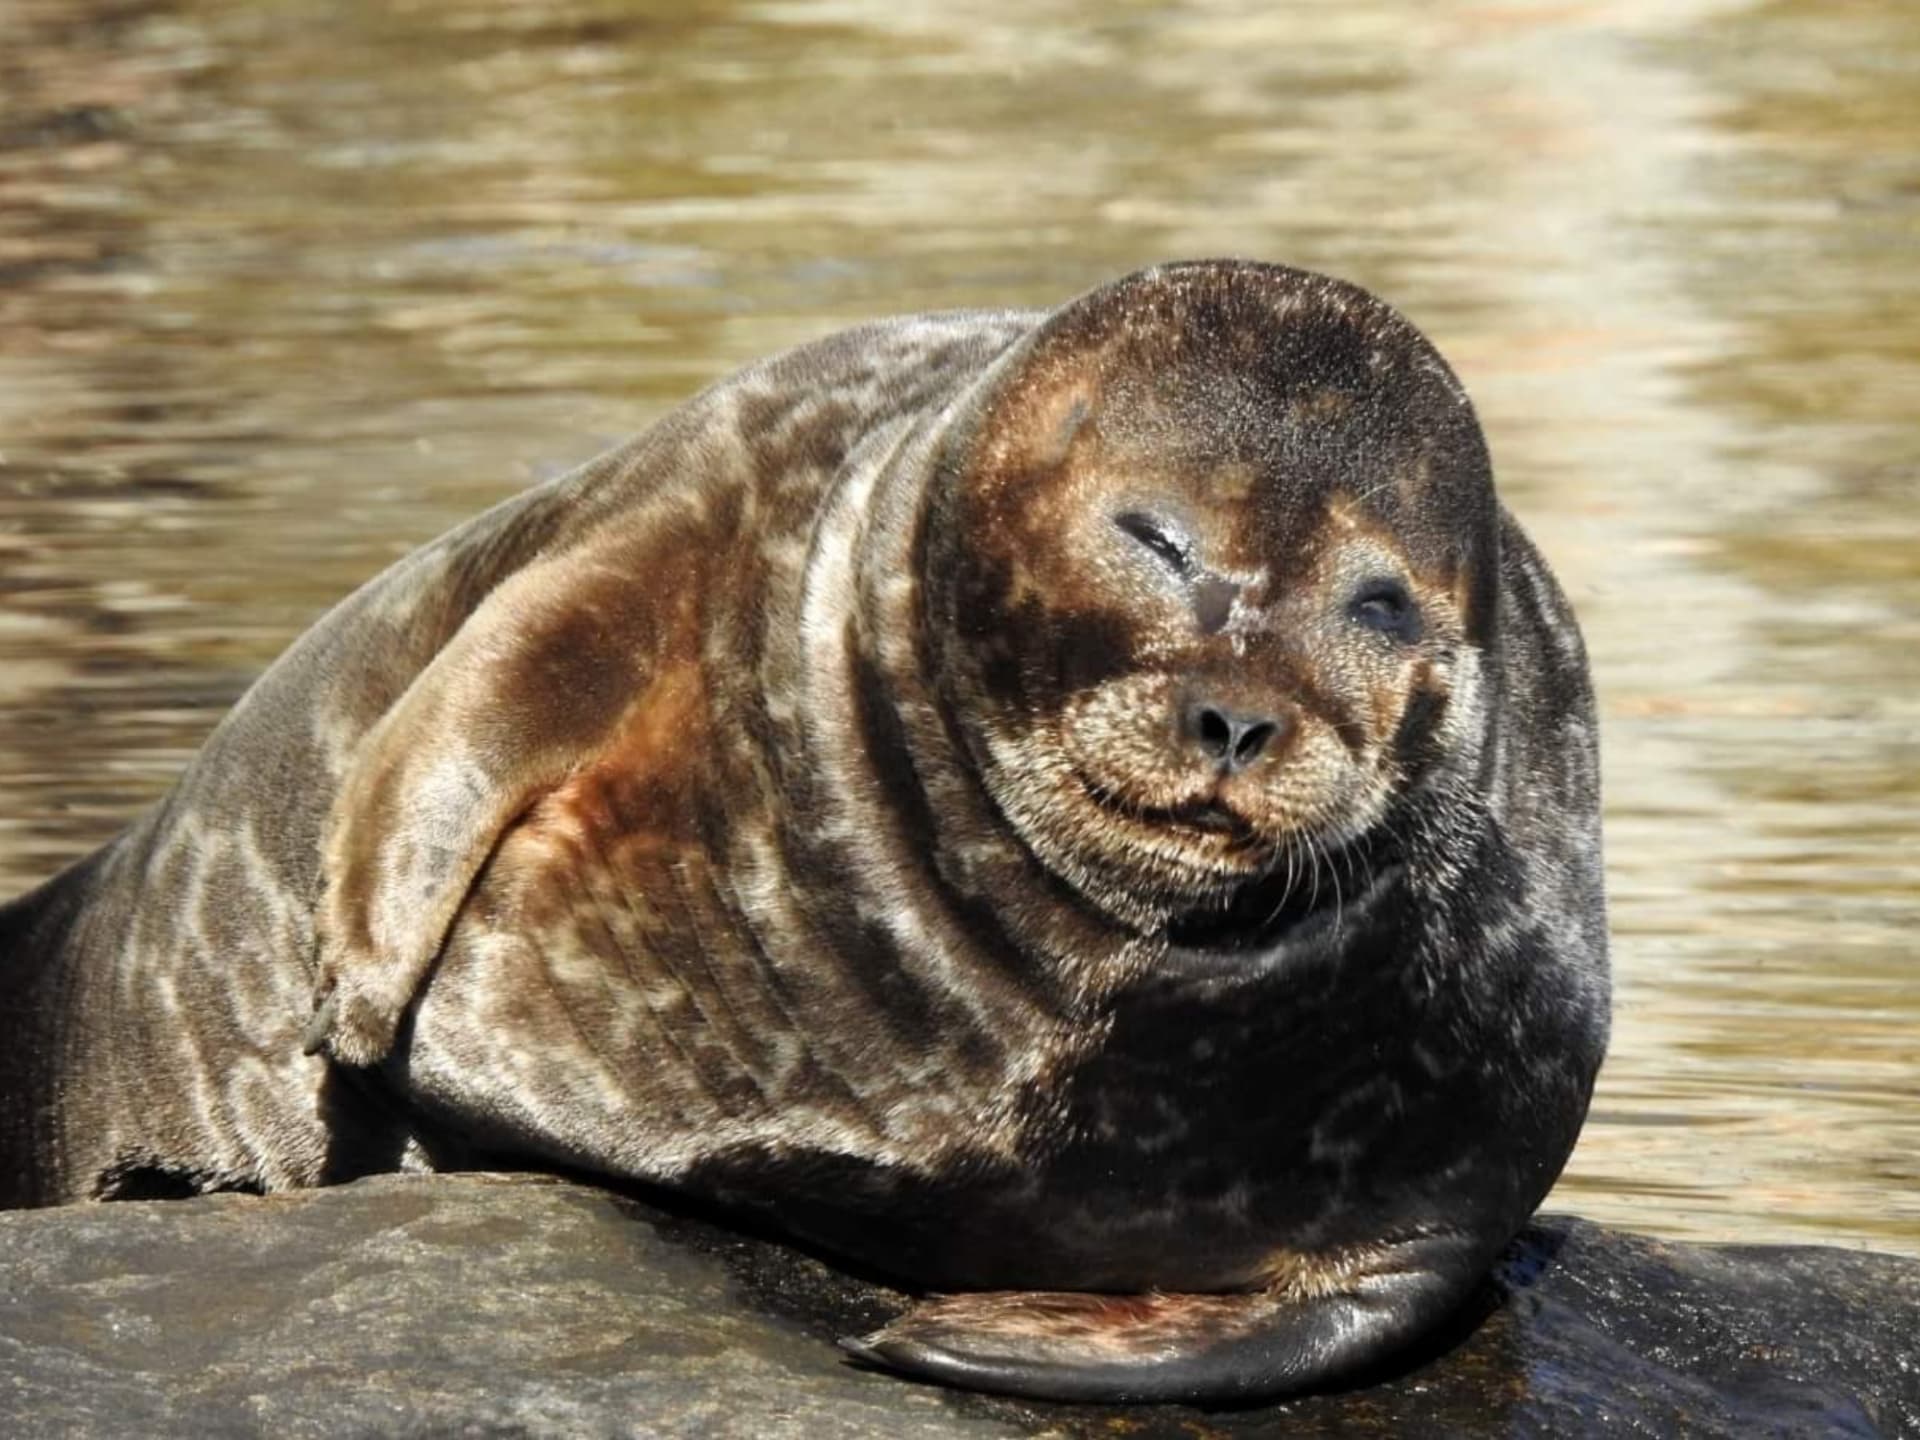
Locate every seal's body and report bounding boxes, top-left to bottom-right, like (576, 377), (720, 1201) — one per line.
(0, 262), (1607, 1402)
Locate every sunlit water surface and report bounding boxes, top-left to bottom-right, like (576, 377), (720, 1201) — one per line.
(1, 0), (1915, 1253)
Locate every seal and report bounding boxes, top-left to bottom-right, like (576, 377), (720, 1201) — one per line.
(0, 260), (1609, 1403)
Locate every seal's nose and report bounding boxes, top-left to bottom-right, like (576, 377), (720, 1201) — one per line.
(1184, 701), (1285, 774)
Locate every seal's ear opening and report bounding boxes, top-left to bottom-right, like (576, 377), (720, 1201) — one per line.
(308, 537), (659, 1067)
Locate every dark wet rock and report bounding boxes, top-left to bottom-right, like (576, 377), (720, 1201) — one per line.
(0, 1173), (1913, 1439)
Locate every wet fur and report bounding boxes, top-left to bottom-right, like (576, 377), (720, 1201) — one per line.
(0, 261), (1607, 1402)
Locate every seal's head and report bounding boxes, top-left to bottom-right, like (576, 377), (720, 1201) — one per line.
(925, 261), (1500, 924)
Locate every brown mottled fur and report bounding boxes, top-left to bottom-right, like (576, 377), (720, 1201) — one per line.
(0, 262), (1607, 1404)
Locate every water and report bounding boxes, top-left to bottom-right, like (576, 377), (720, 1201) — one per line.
(1, 0), (1915, 1253)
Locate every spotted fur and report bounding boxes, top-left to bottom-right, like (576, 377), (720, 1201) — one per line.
(0, 261), (1607, 1402)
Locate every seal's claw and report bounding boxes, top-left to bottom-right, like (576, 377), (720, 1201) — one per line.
(298, 990), (338, 1057)
(836, 1333), (887, 1368)
(297, 966), (411, 1066)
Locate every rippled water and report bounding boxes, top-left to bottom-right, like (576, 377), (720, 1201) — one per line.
(2, 0), (1915, 1253)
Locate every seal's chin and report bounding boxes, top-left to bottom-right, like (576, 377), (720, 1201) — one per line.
(1159, 828), (1403, 980)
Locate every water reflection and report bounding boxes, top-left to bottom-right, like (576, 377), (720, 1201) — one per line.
(0, 0), (1913, 1251)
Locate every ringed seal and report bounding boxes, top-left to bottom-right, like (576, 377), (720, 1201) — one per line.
(0, 260), (1609, 1403)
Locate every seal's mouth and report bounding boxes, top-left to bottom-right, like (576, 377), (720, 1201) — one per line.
(1074, 772), (1266, 848)
(1139, 795), (1252, 838)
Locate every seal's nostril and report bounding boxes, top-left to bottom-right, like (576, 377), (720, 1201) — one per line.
(1197, 707), (1233, 756)
(1233, 720), (1278, 766)
(1187, 702), (1284, 773)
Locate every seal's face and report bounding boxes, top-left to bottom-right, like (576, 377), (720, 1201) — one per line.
(929, 264), (1500, 923)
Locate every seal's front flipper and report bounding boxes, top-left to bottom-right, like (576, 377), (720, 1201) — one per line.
(310, 541), (658, 1067)
(841, 1253), (1476, 1404)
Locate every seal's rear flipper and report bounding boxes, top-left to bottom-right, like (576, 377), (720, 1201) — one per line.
(841, 1257), (1474, 1404)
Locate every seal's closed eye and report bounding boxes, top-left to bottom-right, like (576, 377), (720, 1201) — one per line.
(1114, 511), (1194, 577)
(1348, 577), (1421, 643)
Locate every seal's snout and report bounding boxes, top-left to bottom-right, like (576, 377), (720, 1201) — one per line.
(1183, 699), (1286, 775)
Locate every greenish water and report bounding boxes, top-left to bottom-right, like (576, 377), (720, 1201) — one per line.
(1, 0), (1915, 1253)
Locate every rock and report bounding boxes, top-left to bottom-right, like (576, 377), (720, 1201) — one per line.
(0, 1173), (1913, 1439)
